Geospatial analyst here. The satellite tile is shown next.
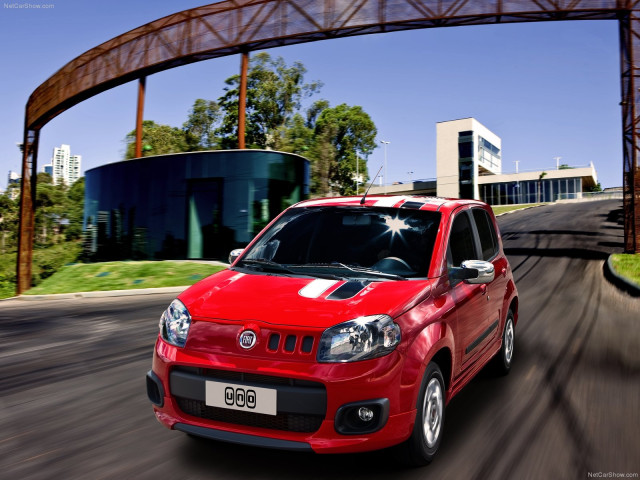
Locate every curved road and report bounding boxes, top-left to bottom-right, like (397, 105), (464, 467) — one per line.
(1, 200), (638, 479)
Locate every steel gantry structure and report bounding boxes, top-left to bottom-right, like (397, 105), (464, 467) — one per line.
(17, 0), (640, 293)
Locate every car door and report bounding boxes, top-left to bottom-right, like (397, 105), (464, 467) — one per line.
(447, 208), (495, 372)
(470, 207), (508, 348)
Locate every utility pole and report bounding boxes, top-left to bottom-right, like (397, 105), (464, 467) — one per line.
(356, 155), (359, 194)
(380, 140), (390, 194)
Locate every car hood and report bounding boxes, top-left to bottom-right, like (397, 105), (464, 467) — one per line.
(179, 269), (434, 329)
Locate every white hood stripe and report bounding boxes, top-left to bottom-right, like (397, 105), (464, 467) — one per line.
(299, 279), (339, 298)
(374, 196), (406, 207)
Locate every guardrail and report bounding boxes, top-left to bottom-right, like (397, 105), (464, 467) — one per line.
(556, 191), (623, 202)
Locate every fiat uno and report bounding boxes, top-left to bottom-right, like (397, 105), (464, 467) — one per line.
(146, 195), (518, 465)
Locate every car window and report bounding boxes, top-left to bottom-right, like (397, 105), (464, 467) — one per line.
(242, 206), (441, 278)
(472, 208), (498, 261)
(448, 212), (477, 267)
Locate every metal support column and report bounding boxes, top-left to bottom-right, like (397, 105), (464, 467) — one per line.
(620, 13), (640, 253)
(16, 127), (39, 294)
(238, 51), (249, 149)
(135, 76), (146, 158)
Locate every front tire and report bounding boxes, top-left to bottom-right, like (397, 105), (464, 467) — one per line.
(396, 362), (445, 466)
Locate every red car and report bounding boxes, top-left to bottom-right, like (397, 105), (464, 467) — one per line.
(146, 195), (518, 465)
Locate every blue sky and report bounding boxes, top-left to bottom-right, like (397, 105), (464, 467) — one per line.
(0, 1), (623, 191)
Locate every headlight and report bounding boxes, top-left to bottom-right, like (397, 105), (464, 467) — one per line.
(317, 314), (401, 363)
(159, 299), (192, 347)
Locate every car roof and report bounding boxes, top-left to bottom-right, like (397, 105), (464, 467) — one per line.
(293, 195), (487, 213)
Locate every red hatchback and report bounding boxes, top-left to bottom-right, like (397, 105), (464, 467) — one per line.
(147, 195), (518, 465)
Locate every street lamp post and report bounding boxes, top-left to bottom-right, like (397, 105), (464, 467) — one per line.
(356, 154), (359, 194)
(554, 156), (562, 170)
(380, 140), (390, 194)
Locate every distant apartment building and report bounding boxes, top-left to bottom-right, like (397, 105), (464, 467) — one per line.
(51, 144), (82, 185)
(5, 171), (21, 200)
(43, 164), (53, 176)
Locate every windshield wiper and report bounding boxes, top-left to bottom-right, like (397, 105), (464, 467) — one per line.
(294, 262), (408, 281)
(238, 259), (342, 280)
(238, 259), (296, 275)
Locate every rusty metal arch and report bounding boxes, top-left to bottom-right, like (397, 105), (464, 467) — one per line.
(18, 0), (640, 292)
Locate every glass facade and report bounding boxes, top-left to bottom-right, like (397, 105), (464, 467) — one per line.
(477, 136), (501, 172)
(480, 177), (583, 205)
(458, 131), (474, 199)
(84, 150), (309, 261)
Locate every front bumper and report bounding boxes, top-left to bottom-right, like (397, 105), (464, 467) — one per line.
(148, 338), (418, 454)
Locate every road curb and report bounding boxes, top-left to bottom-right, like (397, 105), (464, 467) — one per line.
(603, 255), (640, 297)
(14, 285), (189, 301)
(494, 203), (552, 217)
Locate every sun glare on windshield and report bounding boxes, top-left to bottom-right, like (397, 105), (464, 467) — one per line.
(384, 215), (411, 238)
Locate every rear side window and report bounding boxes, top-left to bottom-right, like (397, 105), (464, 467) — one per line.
(472, 208), (499, 261)
(449, 212), (477, 267)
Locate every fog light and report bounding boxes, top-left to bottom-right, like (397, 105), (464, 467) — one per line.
(335, 399), (390, 435)
(358, 407), (374, 422)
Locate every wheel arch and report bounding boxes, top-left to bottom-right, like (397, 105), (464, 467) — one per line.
(401, 321), (454, 411)
(508, 295), (519, 326)
(429, 348), (452, 393)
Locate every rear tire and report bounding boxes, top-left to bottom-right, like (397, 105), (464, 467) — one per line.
(493, 310), (515, 376)
(396, 362), (445, 466)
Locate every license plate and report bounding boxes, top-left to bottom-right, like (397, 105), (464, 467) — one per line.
(205, 381), (277, 416)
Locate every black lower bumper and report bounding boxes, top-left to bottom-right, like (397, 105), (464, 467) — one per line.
(174, 423), (313, 452)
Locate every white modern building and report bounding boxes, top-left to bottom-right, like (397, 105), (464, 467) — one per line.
(436, 118), (502, 200)
(369, 118), (598, 204)
(51, 144), (82, 185)
(436, 118), (597, 204)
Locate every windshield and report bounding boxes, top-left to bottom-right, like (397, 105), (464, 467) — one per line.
(239, 206), (441, 279)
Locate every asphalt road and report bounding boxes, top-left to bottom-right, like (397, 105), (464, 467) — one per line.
(1, 200), (638, 479)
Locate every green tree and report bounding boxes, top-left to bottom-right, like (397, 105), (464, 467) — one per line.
(307, 127), (336, 197)
(183, 98), (222, 150)
(125, 120), (188, 159)
(34, 172), (67, 245)
(588, 182), (603, 192)
(0, 189), (18, 254)
(280, 113), (314, 156)
(216, 52), (322, 149)
(65, 177), (85, 241)
(314, 104), (377, 195)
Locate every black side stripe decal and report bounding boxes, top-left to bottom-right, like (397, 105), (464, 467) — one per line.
(465, 320), (499, 355)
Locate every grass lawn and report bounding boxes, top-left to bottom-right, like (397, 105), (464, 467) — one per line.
(24, 261), (226, 295)
(492, 204), (543, 216)
(610, 254), (640, 286)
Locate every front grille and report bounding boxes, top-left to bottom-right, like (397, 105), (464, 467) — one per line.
(266, 332), (316, 355)
(175, 397), (324, 433)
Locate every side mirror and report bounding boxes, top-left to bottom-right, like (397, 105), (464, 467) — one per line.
(461, 260), (495, 284)
(228, 248), (244, 265)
